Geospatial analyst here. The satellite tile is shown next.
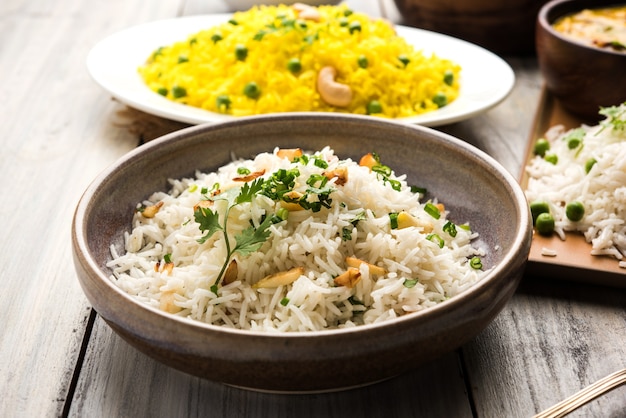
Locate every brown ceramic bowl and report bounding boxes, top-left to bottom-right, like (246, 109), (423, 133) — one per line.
(392, 0), (550, 55)
(72, 113), (531, 392)
(536, 0), (626, 122)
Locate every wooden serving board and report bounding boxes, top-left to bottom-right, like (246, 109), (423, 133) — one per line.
(520, 89), (626, 288)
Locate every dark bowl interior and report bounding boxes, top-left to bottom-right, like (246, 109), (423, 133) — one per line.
(536, 0), (626, 122)
(393, 0), (550, 55)
(72, 113), (531, 392)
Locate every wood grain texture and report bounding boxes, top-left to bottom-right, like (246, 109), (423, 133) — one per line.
(0, 0), (180, 416)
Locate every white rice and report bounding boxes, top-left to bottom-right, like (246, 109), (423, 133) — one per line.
(525, 103), (626, 263)
(108, 146), (487, 332)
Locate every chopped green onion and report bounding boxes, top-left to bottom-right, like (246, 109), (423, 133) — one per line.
(443, 70), (454, 86)
(276, 207), (289, 221)
(237, 167), (251, 175)
(280, 297), (290, 306)
(469, 256), (482, 269)
(313, 157), (328, 169)
(585, 158), (597, 174)
(424, 203), (441, 219)
(177, 55), (188, 64)
(164, 254), (172, 263)
(398, 54), (410, 67)
(357, 55), (368, 68)
(403, 279), (418, 288)
(410, 186), (427, 195)
(156, 87), (168, 96)
(211, 33), (223, 43)
(426, 233), (445, 248)
(443, 221), (457, 237)
(389, 212), (399, 229)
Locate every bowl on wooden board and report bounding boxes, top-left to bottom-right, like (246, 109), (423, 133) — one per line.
(536, 0), (626, 123)
(392, 0), (550, 55)
(72, 113), (532, 392)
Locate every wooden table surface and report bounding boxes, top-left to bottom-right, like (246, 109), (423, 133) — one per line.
(2, 0), (625, 417)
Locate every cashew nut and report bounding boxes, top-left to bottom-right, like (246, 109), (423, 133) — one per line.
(293, 3), (321, 21)
(317, 66), (352, 108)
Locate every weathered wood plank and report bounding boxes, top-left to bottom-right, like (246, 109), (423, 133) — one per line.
(69, 317), (473, 418)
(0, 0), (180, 416)
(465, 279), (626, 417)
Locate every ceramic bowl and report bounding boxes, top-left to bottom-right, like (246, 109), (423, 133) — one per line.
(226, 1), (340, 12)
(392, 0), (550, 55)
(72, 113), (531, 392)
(536, 0), (626, 122)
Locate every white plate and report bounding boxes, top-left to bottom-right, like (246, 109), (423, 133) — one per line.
(87, 14), (515, 127)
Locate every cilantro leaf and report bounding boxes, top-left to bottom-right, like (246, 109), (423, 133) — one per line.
(236, 178), (265, 204)
(194, 206), (223, 244)
(234, 215), (274, 256)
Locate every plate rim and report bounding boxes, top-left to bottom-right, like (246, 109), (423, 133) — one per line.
(86, 13), (515, 127)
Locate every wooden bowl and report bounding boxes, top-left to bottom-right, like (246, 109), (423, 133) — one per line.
(392, 0), (550, 55)
(72, 113), (531, 392)
(536, 0), (626, 123)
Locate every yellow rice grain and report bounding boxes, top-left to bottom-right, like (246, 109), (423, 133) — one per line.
(139, 4), (461, 118)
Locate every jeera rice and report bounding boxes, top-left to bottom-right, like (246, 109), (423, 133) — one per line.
(138, 4), (461, 118)
(525, 103), (626, 266)
(107, 147), (487, 332)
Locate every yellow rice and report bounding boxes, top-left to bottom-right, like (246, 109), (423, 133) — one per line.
(138, 4), (461, 118)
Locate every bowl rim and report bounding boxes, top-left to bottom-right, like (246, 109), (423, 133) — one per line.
(73, 112), (532, 340)
(538, 0), (626, 57)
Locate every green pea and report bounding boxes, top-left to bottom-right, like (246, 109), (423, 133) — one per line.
(243, 82), (261, 99)
(216, 94), (231, 111)
(366, 100), (383, 114)
(443, 70), (454, 86)
(530, 201), (550, 224)
(398, 54), (410, 67)
(565, 201), (585, 222)
(349, 21), (362, 34)
(357, 55), (368, 69)
(567, 137), (581, 149)
(535, 212), (555, 236)
(533, 138), (550, 157)
(172, 85), (187, 99)
(544, 153), (558, 165)
(433, 93), (447, 108)
(235, 44), (248, 61)
(585, 158), (597, 174)
(287, 58), (302, 74)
